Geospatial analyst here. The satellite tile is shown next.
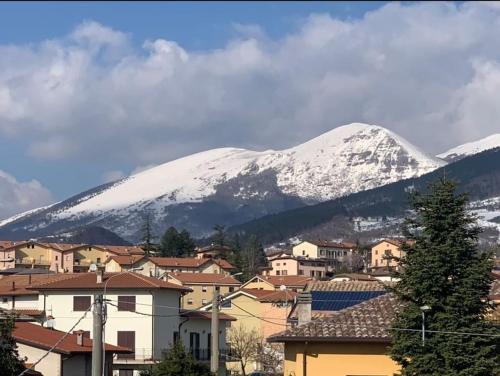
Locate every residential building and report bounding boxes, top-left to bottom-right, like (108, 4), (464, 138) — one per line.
(241, 275), (312, 292)
(201, 288), (296, 375)
(265, 255), (327, 279)
(371, 239), (409, 269)
(27, 272), (232, 375)
(167, 272), (241, 309)
(268, 294), (401, 376)
(291, 240), (355, 271)
(195, 244), (234, 260)
(13, 321), (130, 376)
(0, 240), (145, 273)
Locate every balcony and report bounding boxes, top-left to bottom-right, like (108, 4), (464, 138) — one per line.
(15, 257), (50, 266)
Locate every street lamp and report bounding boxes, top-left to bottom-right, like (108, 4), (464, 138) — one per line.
(420, 305), (431, 346)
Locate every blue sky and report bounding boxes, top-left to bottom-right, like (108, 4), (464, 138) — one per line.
(0, 1), (499, 219)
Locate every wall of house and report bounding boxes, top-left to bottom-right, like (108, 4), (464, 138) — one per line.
(270, 258), (298, 276)
(61, 353), (92, 376)
(181, 284), (237, 309)
(13, 294), (40, 309)
(260, 301), (290, 339)
(73, 247), (108, 266)
(292, 242), (319, 259)
(0, 249), (15, 269)
(104, 259), (123, 272)
(242, 279), (275, 291)
(283, 341), (400, 376)
(63, 251), (74, 272)
(15, 244), (52, 268)
(371, 241), (404, 268)
(17, 342), (61, 376)
(152, 290), (181, 359)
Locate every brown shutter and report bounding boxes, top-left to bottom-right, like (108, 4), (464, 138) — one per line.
(73, 296), (91, 311)
(117, 296), (136, 312)
(117, 331), (135, 359)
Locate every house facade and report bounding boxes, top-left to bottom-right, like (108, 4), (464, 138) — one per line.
(291, 240), (355, 272)
(167, 272), (241, 309)
(241, 275), (312, 292)
(265, 255), (327, 279)
(371, 239), (407, 269)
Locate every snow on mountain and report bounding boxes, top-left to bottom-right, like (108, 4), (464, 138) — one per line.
(0, 123), (445, 240)
(437, 133), (500, 162)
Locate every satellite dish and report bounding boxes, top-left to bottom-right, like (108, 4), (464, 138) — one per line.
(279, 284), (287, 291)
(89, 263), (98, 272)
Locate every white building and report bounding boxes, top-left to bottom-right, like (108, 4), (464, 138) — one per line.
(28, 271), (232, 376)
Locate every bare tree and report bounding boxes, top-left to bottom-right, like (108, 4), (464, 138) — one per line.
(257, 342), (284, 375)
(226, 325), (261, 376)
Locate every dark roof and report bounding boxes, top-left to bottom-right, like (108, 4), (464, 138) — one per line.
(270, 294), (400, 343)
(306, 280), (389, 292)
(28, 272), (190, 292)
(311, 290), (387, 311)
(13, 322), (131, 354)
(181, 310), (236, 321)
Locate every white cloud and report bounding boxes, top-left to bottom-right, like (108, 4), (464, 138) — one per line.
(101, 170), (126, 183)
(1, 1), (500, 168)
(0, 171), (54, 220)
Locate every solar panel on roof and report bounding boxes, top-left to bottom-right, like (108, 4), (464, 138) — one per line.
(311, 290), (386, 311)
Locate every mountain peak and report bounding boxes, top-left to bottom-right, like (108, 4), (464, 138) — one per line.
(437, 133), (500, 162)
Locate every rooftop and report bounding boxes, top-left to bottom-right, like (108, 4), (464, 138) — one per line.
(27, 272), (190, 292)
(148, 257), (210, 268)
(180, 310), (236, 321)
(106, 254), (145, 266)
(270, 294), (400, 343)
(242, 288), (298, 303)
(306, 280), (389, 292)
(13, 322), (131, 354)
(303, 240), (356, 249)
(256, 275), (313, 288)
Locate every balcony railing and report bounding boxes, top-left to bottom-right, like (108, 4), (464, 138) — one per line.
(16, 258), (50, 266)
(74, 259), (104, 267)
(114, 348), (234, 363)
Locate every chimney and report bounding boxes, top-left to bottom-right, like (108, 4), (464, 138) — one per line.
(296, 291), (312, 326)
(96, 269), (103, 284)
(75, 330), (84, 346)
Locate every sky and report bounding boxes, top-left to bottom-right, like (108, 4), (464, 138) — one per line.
(0, 1), (500, 219)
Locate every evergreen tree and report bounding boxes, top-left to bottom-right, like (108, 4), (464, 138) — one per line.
(0, 315), (25, 376)
(142, 341), (212, 376)
(389, 179), (499, 376)
(240, 235), (268, 280)
(211, 224), (226, 247)
(141, 212), (155, 256)
(159, 227), (196, 257)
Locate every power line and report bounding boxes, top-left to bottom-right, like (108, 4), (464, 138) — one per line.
(17, 303), (94, 376)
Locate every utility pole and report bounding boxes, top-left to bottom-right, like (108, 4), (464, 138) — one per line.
(210, 286), (219, 374)
(92, 294), (103, 376)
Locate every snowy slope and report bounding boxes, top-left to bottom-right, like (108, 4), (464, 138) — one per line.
(437, 134), (500, 162)
(0, 123), (445, 240)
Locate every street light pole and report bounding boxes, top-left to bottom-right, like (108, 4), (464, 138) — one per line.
(420, 305), (431, 346)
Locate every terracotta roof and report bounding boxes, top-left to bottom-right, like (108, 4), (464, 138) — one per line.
(306, 280), (389, 292)
(213, 259), (235, 270)
(0, 240), (17, 249)
(13, 322), (131, 354)
(304, 240), (355, 249)
(168, 272), (241, 285)
(332, 273), (380, 282)
(269, 294), (400, 343)
(374, 239), (415, 248)
(258, 275), (312, 288)
(10, 309), (44, 317)
(28, 272), (191, 292)
(0, 274), (76, 296)
(148, 257), (210, 268)
(106, 255), (145, 266)
(181, 310), (236, 321)
(96, 245), (145, 255)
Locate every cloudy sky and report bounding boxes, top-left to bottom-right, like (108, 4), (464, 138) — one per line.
(0, 1), (500, 219)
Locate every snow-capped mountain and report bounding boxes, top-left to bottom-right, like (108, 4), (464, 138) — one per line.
(0, 123), (445, 241)
(437, 134), (500, 162)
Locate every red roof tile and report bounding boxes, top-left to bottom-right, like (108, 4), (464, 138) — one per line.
(213, 259), (235, 270)
(95, 245), (145, 255)
(258, 275), (312, 288)
(28, 272), (190, 292)
(106, 255), (145, 266)
(181, 310), (236, 321)
(240, 289), (297, 303)
(168, 272), (241, 285)
(148, 257), (210, 268)
(13, 322), (131, 354)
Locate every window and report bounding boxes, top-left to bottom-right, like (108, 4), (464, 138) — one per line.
(375, 259), (378, 266)
(202, 286), (207, 292)
(375, 250), (378, 255)
(215, 286), (220, 291)
(302, 250), (305, 255)
(276, 262), (280, 266)
(117, 331), (135, 359)
(221, 300), (232, 309)
(189, 332), (200, 359)
(119, 370), (133, 376)
(73, 296), (91, 311)
(2, 297), (8, 303)
(229, 287), (234, 293)
(96, 257), (101, 264)
(299, 269), (304, 275)
(187, 298), (194, 305)
(276, 270), (280, 276)
(55, 255), (58, 261)
(282, 270), (287, 276)
(173, 331), (180, 344)
(283, 262), (286, 265)
(202, 299), (208, 305)
(117, 296), (136, 312)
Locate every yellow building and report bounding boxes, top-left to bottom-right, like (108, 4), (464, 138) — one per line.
(371, 239), (410, 269)
(167, 272), (241, 308)
(241, 275), (312, 292)
(269, 294), (401, 376)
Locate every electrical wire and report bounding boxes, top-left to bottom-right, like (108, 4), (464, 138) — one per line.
(17, 303), (94, 376)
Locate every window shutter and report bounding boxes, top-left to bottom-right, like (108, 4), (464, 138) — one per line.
(117, 296), (136, 312)
(117, 331), (135, 359)
(73, 296), (91, 311)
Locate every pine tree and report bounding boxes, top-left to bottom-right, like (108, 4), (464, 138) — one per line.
(240, 235), (268, 280)
(389, 179), (500, 376)
(144, 341), (212, 376)
(0, 315), (25, 376)
(178, 229), (196, 257)
(141, 212), (155, 256)
(160, 227), (181, 257)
